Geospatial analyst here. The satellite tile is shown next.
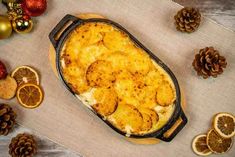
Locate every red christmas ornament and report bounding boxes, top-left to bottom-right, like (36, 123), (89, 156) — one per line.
(0, 60), (7, 80)
(21, 0), (47, 17)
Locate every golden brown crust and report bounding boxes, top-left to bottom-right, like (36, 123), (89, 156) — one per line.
(92, 87), (118, 117)
(141, 113), (153, 132)
(156, 81), (175, 106)
(62, 65), (90, 94)
(103, 30), (129, 51)
(60, 21), (177, 135)
(145, 69), (164, 89)
(109, 103), (143, 133)
(126, 45), (153, 75)
(100, 51), (130, 71)
(86, 60), (115, 88)
(139, 108), (159, 128)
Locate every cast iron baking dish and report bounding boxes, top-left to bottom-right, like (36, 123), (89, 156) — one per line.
(49, 14), (187, 142)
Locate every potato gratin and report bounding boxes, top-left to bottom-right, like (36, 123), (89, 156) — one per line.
(60, 22), (176, 135)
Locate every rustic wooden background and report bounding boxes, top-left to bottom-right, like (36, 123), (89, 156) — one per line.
(0, 0), (234, 156)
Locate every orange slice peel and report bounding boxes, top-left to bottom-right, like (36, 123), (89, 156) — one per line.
(16, 83), (43, 109)
(192, 134), (212, 156)
(11, 65), (39, 86)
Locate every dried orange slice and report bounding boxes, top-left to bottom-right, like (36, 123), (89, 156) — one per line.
(206, 129), (233, 154)
(192, 134), (212, 156)
(11, 66), (39, 86)
(16, 84), (43, 109)
(213, 112), (235, 138)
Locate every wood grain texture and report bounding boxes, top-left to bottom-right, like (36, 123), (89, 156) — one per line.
(0, 124), (82, 157)
(0, 0), (235, 157)
(174, 0), (235, 31)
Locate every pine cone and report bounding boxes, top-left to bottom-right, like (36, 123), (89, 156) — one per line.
(192, 47), (227, 79)
(0, 104), (16, 136)
(174, 7), (201, 33)
(9, 133), (37, 157)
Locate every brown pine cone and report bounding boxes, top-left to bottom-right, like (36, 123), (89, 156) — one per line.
(192, 47), (227, 79)
(9, 133), (37, 157)
(0, 104), (16, 136)
(174, 7), (201, 33)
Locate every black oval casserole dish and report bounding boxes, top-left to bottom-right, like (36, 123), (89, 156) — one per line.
(49, 14), (187, 142)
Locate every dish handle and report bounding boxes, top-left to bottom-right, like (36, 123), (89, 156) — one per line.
(157, 110), (187, 142)
(49, 14), (79, 49)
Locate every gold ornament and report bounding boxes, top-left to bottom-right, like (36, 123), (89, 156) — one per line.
(12, 17), (33, 33)
(6, 2), (23, 20)
(7, 10), (18, 21)
(0, 15), (12, 39)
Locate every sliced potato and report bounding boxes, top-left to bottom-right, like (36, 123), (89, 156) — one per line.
(74, 23), (92, 46)
(114, 71), (157, 108)
(89, 22), (112, 34)
(101, 51), (130, 71)
(156, 81), (175, 106)
(114, 71), (140, 106)
(137, 86), (157, 109)
(75, 23), (112, 46)
(127, 45), (153, 75)
(64, 26), (91, 55)
(92, 87), (118, 117)
(114, 79), (139, 106)
(63, 35), (82, 62)
(86, 60), (115, 88)
(140, 113), (152, 132)
(62, 65), (90, 94)
(145, 69), (164, 89)
(103, 30), (129, 51)
(89, 28), (103, 45)
(78, 42), (109, 68)
(62, 25), (92, 65)
(0, 75), (17, 100)
(108, 103), (143, 133)
(128, 73), (157, 109)
(139, 107), (159, 127)
(115, 70), (133, 80)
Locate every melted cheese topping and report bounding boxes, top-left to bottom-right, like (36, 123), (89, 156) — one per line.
(61, 22), (176, 135)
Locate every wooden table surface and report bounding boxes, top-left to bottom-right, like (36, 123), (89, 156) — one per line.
(0, 0), (234, 157)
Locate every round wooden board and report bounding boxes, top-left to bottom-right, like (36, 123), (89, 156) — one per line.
(48, 13), (186, 145)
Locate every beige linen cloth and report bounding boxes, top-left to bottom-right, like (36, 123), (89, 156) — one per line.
(0, 0), (235, 157)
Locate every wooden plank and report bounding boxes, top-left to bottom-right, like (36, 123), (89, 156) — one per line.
(174, 0), (235, 30)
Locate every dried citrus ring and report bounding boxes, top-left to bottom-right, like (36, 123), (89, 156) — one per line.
(11, 65), (39, 86)
(192, 134), (212, 156)
(213, 112), (235, 138)
(16, 83), (43, 109)
(206, 129), (233, 154)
